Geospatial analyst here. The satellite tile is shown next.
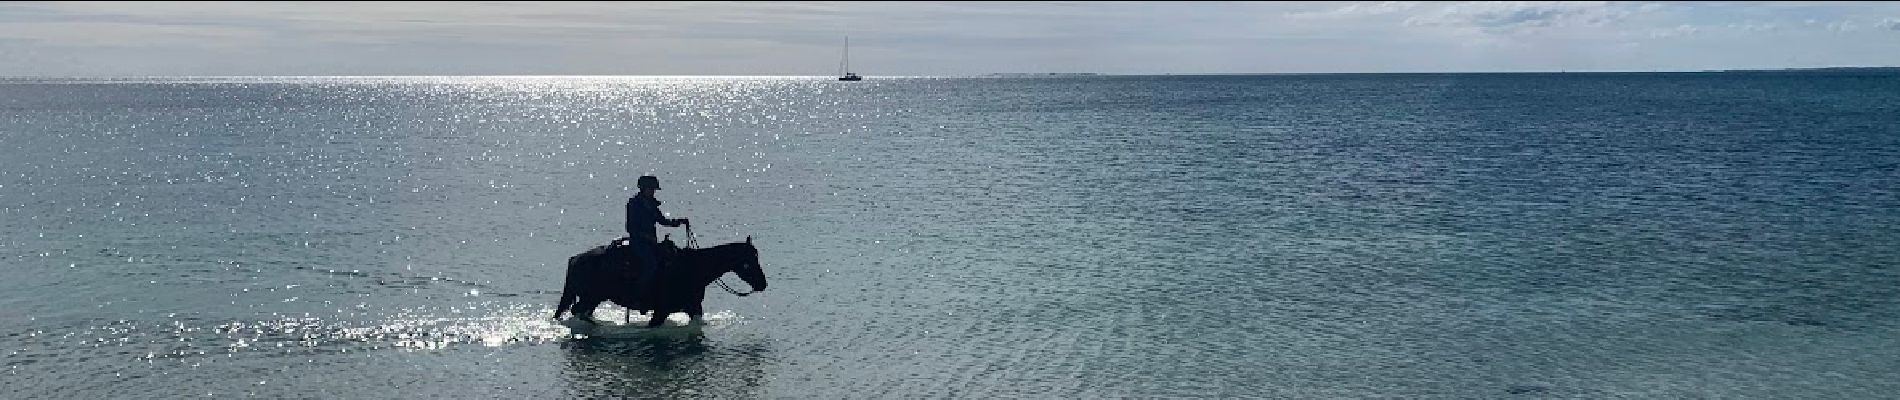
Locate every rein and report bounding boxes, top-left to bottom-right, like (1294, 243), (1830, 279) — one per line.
(686, 225), (754, 297)
(716, 277), (753, 297)
(683, 225), (699, 250)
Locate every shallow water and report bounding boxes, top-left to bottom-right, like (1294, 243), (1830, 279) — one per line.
(3, 74), (1899, 397)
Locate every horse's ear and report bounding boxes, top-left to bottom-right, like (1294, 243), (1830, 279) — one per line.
(746, 235), (752, 244)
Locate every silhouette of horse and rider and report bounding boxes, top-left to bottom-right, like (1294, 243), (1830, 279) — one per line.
(553, 175), (768, 327)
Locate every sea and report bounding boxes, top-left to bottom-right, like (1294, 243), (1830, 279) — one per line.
(2, 73), (1898, 398)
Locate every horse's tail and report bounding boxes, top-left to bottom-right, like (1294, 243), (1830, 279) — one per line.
(552, 253), (584, 320)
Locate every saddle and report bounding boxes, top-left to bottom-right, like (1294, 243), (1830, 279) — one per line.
(658, 235), (682, 254)
(604, 236), (683, 276)
(606, 235), (682, 251)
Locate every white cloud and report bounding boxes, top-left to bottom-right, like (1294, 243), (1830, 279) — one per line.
(1287, 1), (1419, 19)
(0, 22), (266, 47)
(1726, 21), (1780, 32)
(1881, 18), (1900, 31)
(1649, 24), (1699, 38)
(0, 1), (1897, 75)
(1404, 1), (1638, 32)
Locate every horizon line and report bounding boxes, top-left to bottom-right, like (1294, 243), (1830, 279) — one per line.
(3, 66), (1896, 79)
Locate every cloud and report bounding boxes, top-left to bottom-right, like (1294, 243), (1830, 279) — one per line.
(0, 21), (266, 47)
(1726, 21), (1780, 32)
(1287, 1), (1418, 19)
(1405, 1), (1638, 32)
(0, 1), (1898, 75)
(1649, 24), (1698, 38)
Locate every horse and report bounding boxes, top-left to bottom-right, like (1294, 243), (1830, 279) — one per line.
(553, 236), (767, 327)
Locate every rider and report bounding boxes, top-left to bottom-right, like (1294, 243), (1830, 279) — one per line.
(626, 175), (689, 306)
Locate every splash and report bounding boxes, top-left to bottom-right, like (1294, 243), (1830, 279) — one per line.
(9, 302), (747, 368)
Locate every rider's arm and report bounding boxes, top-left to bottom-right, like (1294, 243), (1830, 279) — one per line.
(653, 201), (687, 227)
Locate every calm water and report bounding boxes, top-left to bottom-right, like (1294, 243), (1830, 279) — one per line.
(3, 74), (1899, 398)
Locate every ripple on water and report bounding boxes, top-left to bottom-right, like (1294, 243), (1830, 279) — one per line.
(2, 301), (750, 396)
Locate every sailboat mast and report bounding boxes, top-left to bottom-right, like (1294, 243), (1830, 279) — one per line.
(836, 35), (862, 80)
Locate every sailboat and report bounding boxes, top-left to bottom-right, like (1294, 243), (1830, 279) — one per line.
(838, 36), (862, 81)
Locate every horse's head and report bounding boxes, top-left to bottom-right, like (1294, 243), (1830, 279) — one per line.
(732, 236), (768, 292)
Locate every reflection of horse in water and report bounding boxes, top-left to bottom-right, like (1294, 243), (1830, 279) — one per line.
(558, 324), (773, 398)
(553, 236), (767, 327)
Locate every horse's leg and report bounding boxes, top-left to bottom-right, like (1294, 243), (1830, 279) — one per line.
(573, 297), (604, 324)
(554, 255), (585, 320)
(645, 308), (671, 328)
(553, 289), (577, 320)
(605, 295), (642, 324)
(685, 303), (705, 325)
(628, 291), (650, 315)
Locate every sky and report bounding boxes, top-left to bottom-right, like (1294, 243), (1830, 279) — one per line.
(0, 1), (1897, 76)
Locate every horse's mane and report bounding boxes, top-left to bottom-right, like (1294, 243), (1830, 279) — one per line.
(700, 242), (753, 251)
(680, 242), (754, 256)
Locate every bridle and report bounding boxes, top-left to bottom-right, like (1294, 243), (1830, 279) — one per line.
(687, 225), (756, 297)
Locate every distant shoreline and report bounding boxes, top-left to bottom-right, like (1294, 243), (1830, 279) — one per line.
(995, 67), (1900, 76)
(1698, 66), (1900, 73)
(983, 73), (1102, 77)
(3, 67), (1897, 80)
